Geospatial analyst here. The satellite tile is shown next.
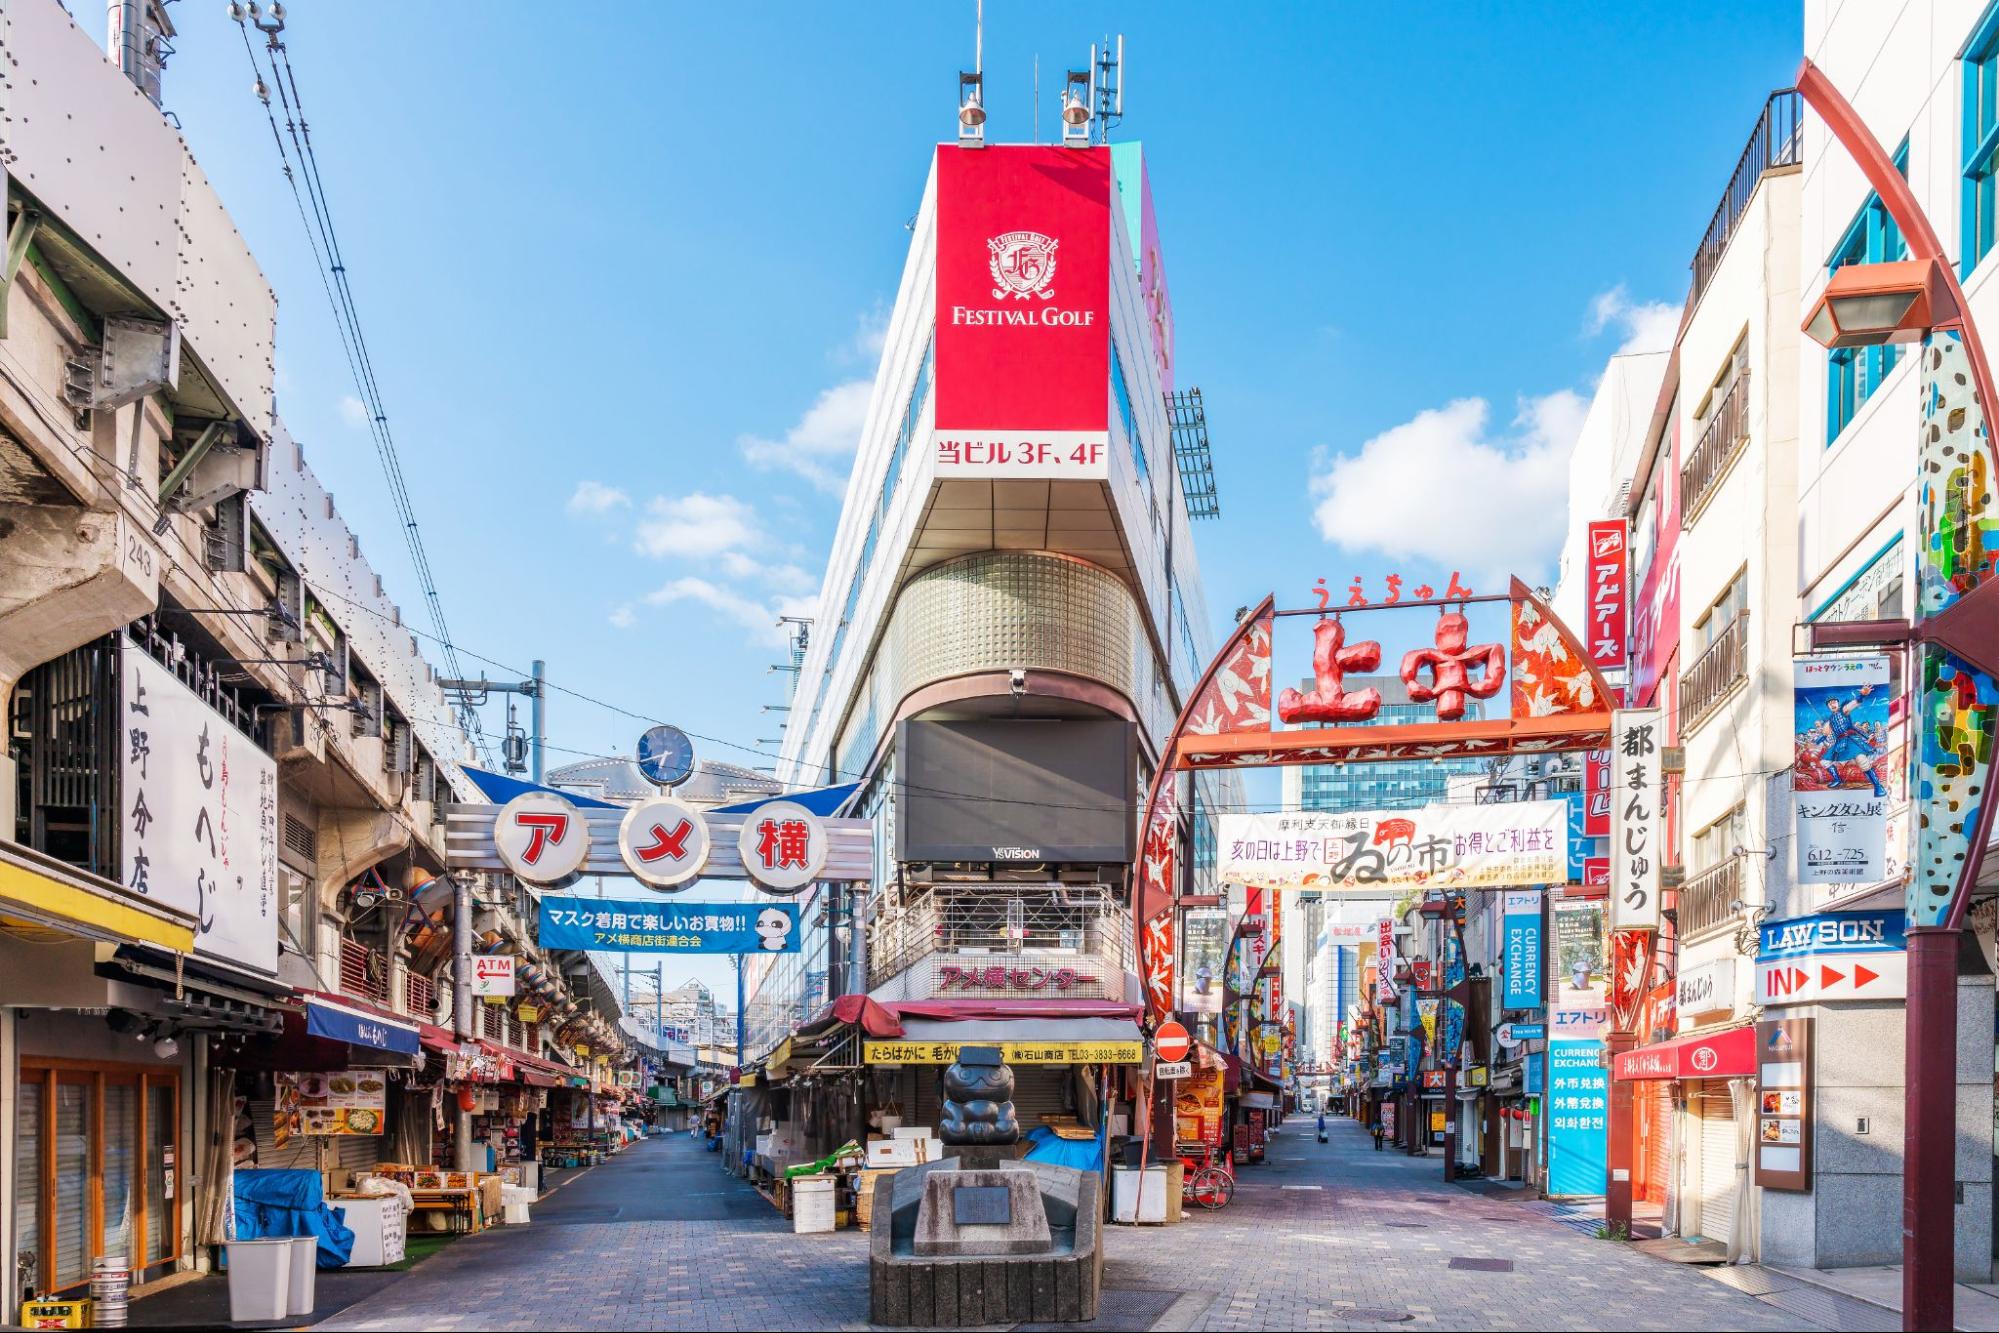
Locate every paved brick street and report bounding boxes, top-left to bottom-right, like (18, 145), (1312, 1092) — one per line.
(314, 1120), (1853, 1331)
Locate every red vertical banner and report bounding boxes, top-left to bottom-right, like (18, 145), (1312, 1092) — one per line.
(1585, 746), (1613, 837)
(1586, 519), (1630, 670)
(933, 145), (1112, 478)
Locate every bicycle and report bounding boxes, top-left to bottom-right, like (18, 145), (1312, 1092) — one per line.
(1179, 1144), (1235, 1211)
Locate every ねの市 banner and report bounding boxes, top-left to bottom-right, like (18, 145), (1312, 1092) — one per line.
(537, 897), (800, 953)
(1217, 803), (1568, 891)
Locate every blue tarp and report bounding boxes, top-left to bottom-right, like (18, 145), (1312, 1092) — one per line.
(232, 1169), (356, 1268)
(1022, 1125), (1104, 1172)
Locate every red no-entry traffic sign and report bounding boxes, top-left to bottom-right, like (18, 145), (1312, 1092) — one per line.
(1154, 1020), (1191, 1063)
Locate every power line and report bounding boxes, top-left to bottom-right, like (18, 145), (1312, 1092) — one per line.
(233, 9), (491, 767)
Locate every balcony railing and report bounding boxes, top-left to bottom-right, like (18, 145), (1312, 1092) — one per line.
(405, 972), (435, 1020)
(1682, 372), (1751, 525)
(1678, 856), (1743, 938)
(1680, 613), (1750, 732)
(868, 884), (1132, 995)
(1691, 90), (1801, 306)
(338, 938), (389, 1006)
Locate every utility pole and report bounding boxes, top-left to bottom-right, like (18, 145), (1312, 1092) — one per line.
(440, 660), (545, 779)
(450, 873), (476, 1172)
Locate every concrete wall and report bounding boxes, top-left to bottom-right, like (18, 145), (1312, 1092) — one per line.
(1760, 980), (1994, 1279)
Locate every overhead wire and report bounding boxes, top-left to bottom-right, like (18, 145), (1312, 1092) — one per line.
(233, 12), (493, 767)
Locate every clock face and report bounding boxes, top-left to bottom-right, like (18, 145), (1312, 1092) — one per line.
(636, 725), (694, 788)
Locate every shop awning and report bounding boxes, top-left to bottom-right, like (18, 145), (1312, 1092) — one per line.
(863, 1014), (1144, 1065)
(1613, 1024), (1756, 1081)
(521, 1070), (565, 1089)
(419, 1023), (460, 1055)
(300, 992), (421, 1058)
(0, 842), (194, 953)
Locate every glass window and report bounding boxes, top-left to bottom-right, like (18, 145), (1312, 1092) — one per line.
(1696, 571), (1747, 651)
(1967, 11), (1999, 271)
(1112, 344), (1148, 486)
(1828, 144), (1911, 442)
(1691, 807), (1746, 872)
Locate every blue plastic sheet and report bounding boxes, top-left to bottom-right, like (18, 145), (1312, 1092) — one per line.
(232, 1168), (356, 1268)
(1022, 1125), (1104, 1172)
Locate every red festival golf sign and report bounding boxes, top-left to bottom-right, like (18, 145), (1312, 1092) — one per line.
(933, 145), (1111, 479)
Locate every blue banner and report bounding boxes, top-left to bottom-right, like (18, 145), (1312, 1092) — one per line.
(1547, 1039), (1607, 1197)
(1502, 891), (1543, 1011)
(537, 897), (801, 953)
(305, 998), (420, 1056)
(1759, 909), (1907, 959)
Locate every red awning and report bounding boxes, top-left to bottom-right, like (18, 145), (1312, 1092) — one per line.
(520, 1070), (564, 1089)
(1613, 1025), (1756, 1081)
(419, 1023), (460, 1055)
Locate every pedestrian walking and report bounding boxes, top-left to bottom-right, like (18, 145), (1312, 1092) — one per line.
(1370, 1120), (1385, 1151)
(1317, 1112), (1328, 1144)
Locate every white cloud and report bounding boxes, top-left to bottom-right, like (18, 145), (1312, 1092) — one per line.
(338, 394), (369, 428)
(847, 302), (890, 361)
(1309, 391), (1586, 583)
(633, 493), (763, 560)
(1588, 285), (1678, 356)
(738, 378), (875, 494)
(644, 577), (795, 647)
(717, 551), (816, 592)
(566, 480), (631, 515)
(608, 605), (636, 630)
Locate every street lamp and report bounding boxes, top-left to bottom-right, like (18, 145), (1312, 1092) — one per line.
(1796, 59), (1999, 1333)
(1802, 258), (1957, 348)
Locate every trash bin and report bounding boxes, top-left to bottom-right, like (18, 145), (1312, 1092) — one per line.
(286, 1236), (318, 1318)
(224, 1239), (295, 1323)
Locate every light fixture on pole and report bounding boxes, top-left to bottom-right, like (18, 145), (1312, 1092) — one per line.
(1801, 257), (1957, 348)
(1061, 69), (1091, 145)
(958, 71), (986, 146)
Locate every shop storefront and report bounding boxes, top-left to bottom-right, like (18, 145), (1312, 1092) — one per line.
(1612, 1022), (1755, 1250)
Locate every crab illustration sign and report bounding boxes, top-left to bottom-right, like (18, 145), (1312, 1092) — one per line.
(1135, 579), (1616, 1022)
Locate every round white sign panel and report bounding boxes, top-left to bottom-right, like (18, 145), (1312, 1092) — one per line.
(493, 791), (590, 885)
(618, 795), (711, 889)
(736, 799), (828, 895)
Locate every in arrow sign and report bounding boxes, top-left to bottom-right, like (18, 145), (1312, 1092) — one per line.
(1854, 963), (1879, 988)
(1821, 965), (1845, 989)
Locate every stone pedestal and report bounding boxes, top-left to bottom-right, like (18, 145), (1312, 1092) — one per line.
(912, 1168), (1052, 1256)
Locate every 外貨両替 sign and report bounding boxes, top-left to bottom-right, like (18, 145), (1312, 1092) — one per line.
(538, 897), (800, 954)
(1218, 803), (1568, 891)
(863, 1040), (1143, 1065)
(1793, 657), (1892, 885)
(1608, 708), (1662, 931)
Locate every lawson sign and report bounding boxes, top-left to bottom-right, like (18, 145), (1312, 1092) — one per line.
(1755, 910), (1907, 1007)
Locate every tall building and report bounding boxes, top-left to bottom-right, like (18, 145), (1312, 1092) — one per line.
(745, 132), (1241, 1116)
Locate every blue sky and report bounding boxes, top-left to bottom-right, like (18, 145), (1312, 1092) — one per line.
(132, 3), (1798, 988)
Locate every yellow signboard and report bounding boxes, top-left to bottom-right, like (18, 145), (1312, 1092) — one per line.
(863, 1040), (1143, 1066)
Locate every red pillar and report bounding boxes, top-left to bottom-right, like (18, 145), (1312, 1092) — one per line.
(1605, 1030), (1635, 1233)
(1903, 926), (1959, 1332)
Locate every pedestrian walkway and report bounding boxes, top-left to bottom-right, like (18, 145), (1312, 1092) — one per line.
(312, 1117), (1847, 1331)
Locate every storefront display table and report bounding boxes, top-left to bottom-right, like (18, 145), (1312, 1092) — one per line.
(407, 1187), (481, 1233)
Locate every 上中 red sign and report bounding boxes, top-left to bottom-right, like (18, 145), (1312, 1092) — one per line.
(933, 145), (1111, 479)
(1586, 519), (1629, 670)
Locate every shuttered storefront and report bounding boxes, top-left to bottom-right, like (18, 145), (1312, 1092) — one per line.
(1693, 1082), (1738, 1245)
(1636, 1081), (1672, 1206)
